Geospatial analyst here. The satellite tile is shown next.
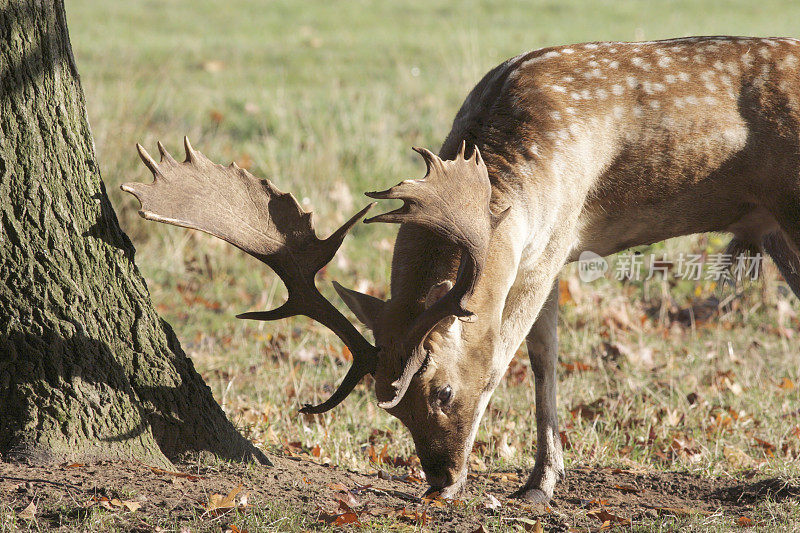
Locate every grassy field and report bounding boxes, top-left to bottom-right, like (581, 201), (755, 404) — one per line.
(15, 0), (800, 530)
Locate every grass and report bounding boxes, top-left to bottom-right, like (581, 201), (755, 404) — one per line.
(12, 0), (798, 529)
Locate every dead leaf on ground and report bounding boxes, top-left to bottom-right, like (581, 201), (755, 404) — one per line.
(484, 492), (502, 510)
(587, 508), (630, 526)
(84, 496), (141, 513)
(736, 516), (754, 527)
(724, 445), (755, 468)
(502, 517), (544, 532)
(17, 501), (36, 520)
(613, 484), (641, 494)
(205, 483), (243, 516)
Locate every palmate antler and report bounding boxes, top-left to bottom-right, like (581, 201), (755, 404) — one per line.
(366, 141), (502, 409)
(122, 137), (378, 414)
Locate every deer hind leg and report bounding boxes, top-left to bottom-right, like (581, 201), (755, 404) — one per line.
(763, 227), (800, 299)
(511, 279), (564, 503)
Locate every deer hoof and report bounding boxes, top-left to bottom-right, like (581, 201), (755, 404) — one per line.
(510, 487), (551, 504)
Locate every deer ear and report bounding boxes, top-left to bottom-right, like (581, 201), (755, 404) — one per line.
(333, 281), (385, 331)
(425, 280), (453, 309)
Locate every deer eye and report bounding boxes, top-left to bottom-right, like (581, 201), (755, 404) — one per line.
(437, 385), (453, 405)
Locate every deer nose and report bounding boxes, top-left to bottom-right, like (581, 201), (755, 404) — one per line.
(420, 457), (451, 488)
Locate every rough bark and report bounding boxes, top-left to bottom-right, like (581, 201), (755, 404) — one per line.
(0, 0), (268, 467)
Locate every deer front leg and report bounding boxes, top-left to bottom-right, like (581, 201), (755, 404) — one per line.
(512, 279), (564, 503)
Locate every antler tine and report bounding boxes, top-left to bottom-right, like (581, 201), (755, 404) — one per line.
(123, 138), (379, 413)
(136, 143), (160, 175)
(368, 144), (494, 409)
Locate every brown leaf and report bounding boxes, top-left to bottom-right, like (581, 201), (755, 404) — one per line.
(754, 437), (776, 457)
(328, 482), (348, 492)
(335, 491), (361, 508)
(587, 508), (630, 526)
(66, 463), (85, 468)
(17, 501), (36, 520)
(206, 483), (243, 513)
(736, 516), (754, 527)
(613, 484), (641, 494)
(560, 361), (595, 373)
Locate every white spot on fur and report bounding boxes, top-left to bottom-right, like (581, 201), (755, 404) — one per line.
(632, 106), (643, 117)
(779, 54), (798, 70)
(588, 60), (600, 67)
(665, 74), (677, 84)
(720, 75), (732, 86)
(649, 100), (661, 109)
(562, 76), (575, 83)
(570, 91), (581, 100)
(626, 76), (638, 89)
(693, 55), (706, 64)
(703, 96), (717, 105)
(549, 111), (562, 121)
(758, 47), (771, 59)
(685, 95), (698, 105)
(609, 60), (619, 69)
(678, 72), (690, 82)
(562, 48), (575, 54)
(658, 56), (672, 68)
(596, 88), (608, 99)
(611, 84), (624, 95)
(741, 52), (754, 68)
(565, 107), (577, 115)
(549, 85), (567, 93)
(705, 81), (717, 92)
(543, 50), (560, 59)
(612, 105), (624, 118)
(584, 43), (599, 49)
(631, 57), (651, 70)
(568, 123), (581, 136)
(557, 130), (569, 140)
(674, 97), (685, 108)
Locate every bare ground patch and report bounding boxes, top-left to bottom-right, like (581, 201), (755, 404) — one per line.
(2, 457), (798, 531)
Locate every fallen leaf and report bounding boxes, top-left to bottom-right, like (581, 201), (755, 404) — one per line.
(328, 482), (348, 492)
(613, 484), (641, 494)
(335, 491), (361, 508)
(754, 437), (776, 457)
(736, 516), (754, 527)
(587, 508), (630, 526)
(17, 501), (36, 520)
(724, 446), (754, 468)
(484, 493), (502, 510)
(206, 484), (243, 514)
(503, 517), (544, 531)
(778, 377), (795, 391)
(66, 463), (85, 468)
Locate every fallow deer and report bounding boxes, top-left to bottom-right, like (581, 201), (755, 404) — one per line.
(123, 36), (800, 503)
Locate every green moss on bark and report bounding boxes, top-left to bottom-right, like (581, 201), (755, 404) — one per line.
(0, 0), (267, 468)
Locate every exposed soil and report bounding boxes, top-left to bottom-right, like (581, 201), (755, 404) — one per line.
(1, 456), (798, 531)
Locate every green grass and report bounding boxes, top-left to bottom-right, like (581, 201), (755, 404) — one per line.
(56, 0), (800, 529)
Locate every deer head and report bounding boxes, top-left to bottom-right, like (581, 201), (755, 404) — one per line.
(123, 138), (504, 496)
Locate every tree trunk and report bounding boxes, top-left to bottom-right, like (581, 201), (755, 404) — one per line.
(0, 0), (268, 467)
